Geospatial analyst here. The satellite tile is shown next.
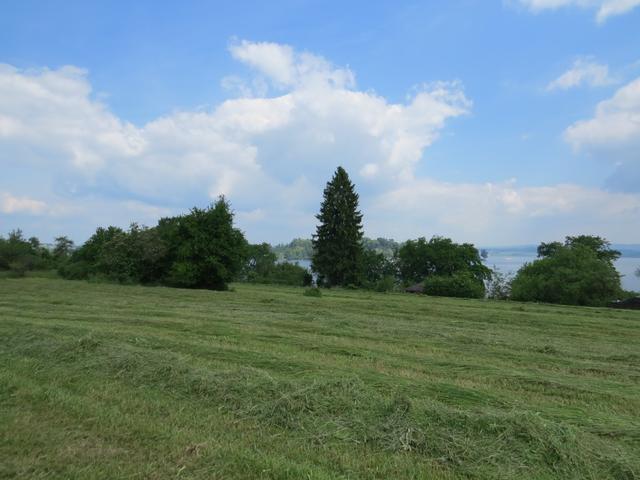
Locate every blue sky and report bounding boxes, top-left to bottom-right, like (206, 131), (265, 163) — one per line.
(1, 0), (639, 245)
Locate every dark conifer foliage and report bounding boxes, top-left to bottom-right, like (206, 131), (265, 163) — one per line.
(312, 166), (364, 286)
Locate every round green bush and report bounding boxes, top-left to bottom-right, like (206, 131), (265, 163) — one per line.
(423, 272), (485, 299)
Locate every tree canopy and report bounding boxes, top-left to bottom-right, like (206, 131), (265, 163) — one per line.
(396, 236), (491, 285)
(61, 197), (248, 290)
(0, 229), (55, 275)
(512, 236), (622, 306)
(538, 235), (620, 265)
(242, 243), (312, 286)
(158, 199), (247, 289)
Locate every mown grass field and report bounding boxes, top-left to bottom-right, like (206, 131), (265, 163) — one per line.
(1, 278), (639, 479)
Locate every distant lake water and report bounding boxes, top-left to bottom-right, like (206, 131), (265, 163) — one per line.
(286, 251), (640, 292)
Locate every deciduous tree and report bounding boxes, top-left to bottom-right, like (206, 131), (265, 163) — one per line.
(511, 239), (621, 306)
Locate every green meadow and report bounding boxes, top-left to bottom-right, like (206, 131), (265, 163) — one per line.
(1, 277), (639, 479)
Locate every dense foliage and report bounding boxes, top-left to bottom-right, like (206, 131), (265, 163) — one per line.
(312, 167), (364, 287)
(242, 243), (278, 281)
(511, 236), (622, 306)
(59, 225), (167, 284)
(243, 243), (312, 286)
(397, 236), (491, 285)
(60, 198), (248, 290)
(0, 230), (53, 275)
(394, 236), (491, 297)
(423, 272), (486, 298)
(158, 200), (247, 289)
(358, 250), (397, 291)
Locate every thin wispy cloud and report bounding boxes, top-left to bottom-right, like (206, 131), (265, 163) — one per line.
(547, 58), (615, 91)
(0, 192), (47, 215)
(516, 0), (640, 22)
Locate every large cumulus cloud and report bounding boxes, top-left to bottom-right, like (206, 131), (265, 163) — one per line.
(565, 77), (640, 193)
(1, 41), (639, 244)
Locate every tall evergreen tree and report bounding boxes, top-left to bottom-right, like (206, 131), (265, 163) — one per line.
(312, 166), (364, 286)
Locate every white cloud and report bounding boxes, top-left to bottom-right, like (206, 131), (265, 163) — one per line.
(565, 77), (640, 149)
(0, 192), (47, 215)
(229, 40), (296, 86)
(547, 58), (615, 91)
(367, 179), (640, 244)
(0, 48), (468, 198)
(220, 75), (268, 98)
(596, 0), (640, 21)
(228, 40), (355, 90)
(2, 42), (640, 244)
(563, 77), (640, 192)
(516, 0), (640, 22)
(0, 43), (470, 241)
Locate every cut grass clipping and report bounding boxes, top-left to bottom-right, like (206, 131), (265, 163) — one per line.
(1, 278), (639, 479)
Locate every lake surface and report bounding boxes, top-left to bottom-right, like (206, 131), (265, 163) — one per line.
(288, 249), (640, 292)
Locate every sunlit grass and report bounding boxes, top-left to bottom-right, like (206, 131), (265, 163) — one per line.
(1, 278), (638, 479)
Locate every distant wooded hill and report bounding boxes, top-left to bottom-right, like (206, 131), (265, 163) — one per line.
(272, 237), (400, 260)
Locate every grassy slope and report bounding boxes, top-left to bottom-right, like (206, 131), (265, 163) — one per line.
(0, 278), (639, 479)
